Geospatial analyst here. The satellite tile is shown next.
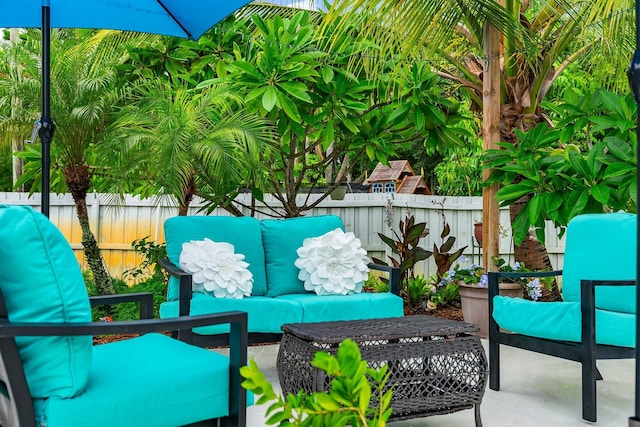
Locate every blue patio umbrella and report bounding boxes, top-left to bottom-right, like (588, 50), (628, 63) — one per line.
(0, 0), (254, 217)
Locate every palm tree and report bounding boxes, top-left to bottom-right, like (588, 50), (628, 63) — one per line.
(320, 0), (634, 286)
(110, 78), (275, 216)
(0, 29), (140, 296)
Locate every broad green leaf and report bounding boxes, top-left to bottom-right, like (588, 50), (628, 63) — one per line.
(496, 183), (535, 203)
(527, 194), (542, 225)
(279, 82), (312, 103)
(262, 86), (277, 111)
(321, 65), (334, 84)
(605, 137), (635, 162)
(365, 145), (376, 160)
(590, 184), (611, 205)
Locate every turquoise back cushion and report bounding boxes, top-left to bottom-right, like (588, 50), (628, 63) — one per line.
(562, 213), (636, 313)
(164, 215), (267, 300)
(0, 205), (92, 398)
(261, 215), (345, 297)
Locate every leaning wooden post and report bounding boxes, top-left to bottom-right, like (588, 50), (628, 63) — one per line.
(482, 19), (501, 271)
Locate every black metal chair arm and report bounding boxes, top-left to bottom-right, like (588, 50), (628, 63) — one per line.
(367, 263), (402, 296)
(0, 311), (247, 338)
(159, 258), (194, 317)
(159, 257), (189, 278)
(89, 292), (154, 319)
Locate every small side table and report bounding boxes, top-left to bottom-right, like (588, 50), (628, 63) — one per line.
(277, 316), (488, 426)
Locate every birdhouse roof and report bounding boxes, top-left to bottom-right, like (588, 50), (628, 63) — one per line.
(365, 160), (414, 184)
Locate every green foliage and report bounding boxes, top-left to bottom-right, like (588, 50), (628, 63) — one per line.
(405, 275), (434, 306)
(197, 10), (472, 217)
(373, 212), (432, 301)
(430, 281), (460, 307)
(432, 141), (483, 196)
(85, 276), (167, 321)
(0, 144), (14, 191)
(123, 236), (168, 281)
(363, 275), (389, 293)
(241, 339), (393, 426)
(484, 89), (636, 245)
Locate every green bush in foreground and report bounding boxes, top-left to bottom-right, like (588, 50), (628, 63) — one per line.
(241, 339), (392, 426)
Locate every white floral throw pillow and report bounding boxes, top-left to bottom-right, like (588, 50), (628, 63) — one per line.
(295, 228), (369, 296)
(179, 238), (253, 299)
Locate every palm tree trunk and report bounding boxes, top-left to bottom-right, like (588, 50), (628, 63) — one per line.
(65, 164), (115, 296)
(509, 196), (562, 301)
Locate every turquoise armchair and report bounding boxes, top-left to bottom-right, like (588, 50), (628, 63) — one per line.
(0, 206), (248, 427)
(488, 212), (636, 422)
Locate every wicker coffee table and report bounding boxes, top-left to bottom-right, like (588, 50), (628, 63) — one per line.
(277, 316), (487, 426)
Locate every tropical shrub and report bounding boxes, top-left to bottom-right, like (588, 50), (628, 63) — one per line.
(241, 339), (393, 426)
(484, 90), (636, 245)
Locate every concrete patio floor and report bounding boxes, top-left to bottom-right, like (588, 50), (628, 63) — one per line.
(240, 340), (635, 427)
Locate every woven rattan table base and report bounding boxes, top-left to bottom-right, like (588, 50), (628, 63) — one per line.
(277, 316), (487, 426)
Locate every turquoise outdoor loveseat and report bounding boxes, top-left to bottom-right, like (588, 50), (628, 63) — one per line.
(488, 212), (636, 422)
(159, 214), (404, 347)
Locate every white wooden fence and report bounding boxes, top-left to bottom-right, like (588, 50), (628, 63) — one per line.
(0, 192), (566, 281)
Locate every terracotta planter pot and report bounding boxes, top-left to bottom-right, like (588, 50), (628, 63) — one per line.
(473, 222), (482, 245)
(458, 281), (522, 338)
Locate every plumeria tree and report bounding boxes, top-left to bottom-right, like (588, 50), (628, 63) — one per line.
(203, 11), (471, 217)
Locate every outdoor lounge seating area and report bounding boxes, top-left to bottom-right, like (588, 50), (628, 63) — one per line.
(158, 214), (404, 346)
(0, 205), (636, 426)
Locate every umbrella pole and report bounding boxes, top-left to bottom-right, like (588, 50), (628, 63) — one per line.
(38, 4), (55, 218)
(629, 2), (640, 425)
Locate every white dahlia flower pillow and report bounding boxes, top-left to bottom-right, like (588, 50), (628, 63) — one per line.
(179, 238), (253, 299)
(295, 228), (369, 296)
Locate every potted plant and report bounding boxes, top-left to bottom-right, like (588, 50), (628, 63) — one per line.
(440, 256), (549, 337)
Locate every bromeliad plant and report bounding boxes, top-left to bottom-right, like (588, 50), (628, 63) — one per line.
(241, 339), (393, 426)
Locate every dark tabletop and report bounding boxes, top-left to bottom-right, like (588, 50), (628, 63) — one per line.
(281, 315), (480, 344)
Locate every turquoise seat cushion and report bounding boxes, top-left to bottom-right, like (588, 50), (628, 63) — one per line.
(562, 213), (636, 313)
(34, 333), (231, 427)
(277, 292), (404, 323)
(160, 293), (303, 334)
(0, 205), (91, 398)
(493, 297), (635, 348)
(261, 215), (345, 297)
(165, 215), (267, 300)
